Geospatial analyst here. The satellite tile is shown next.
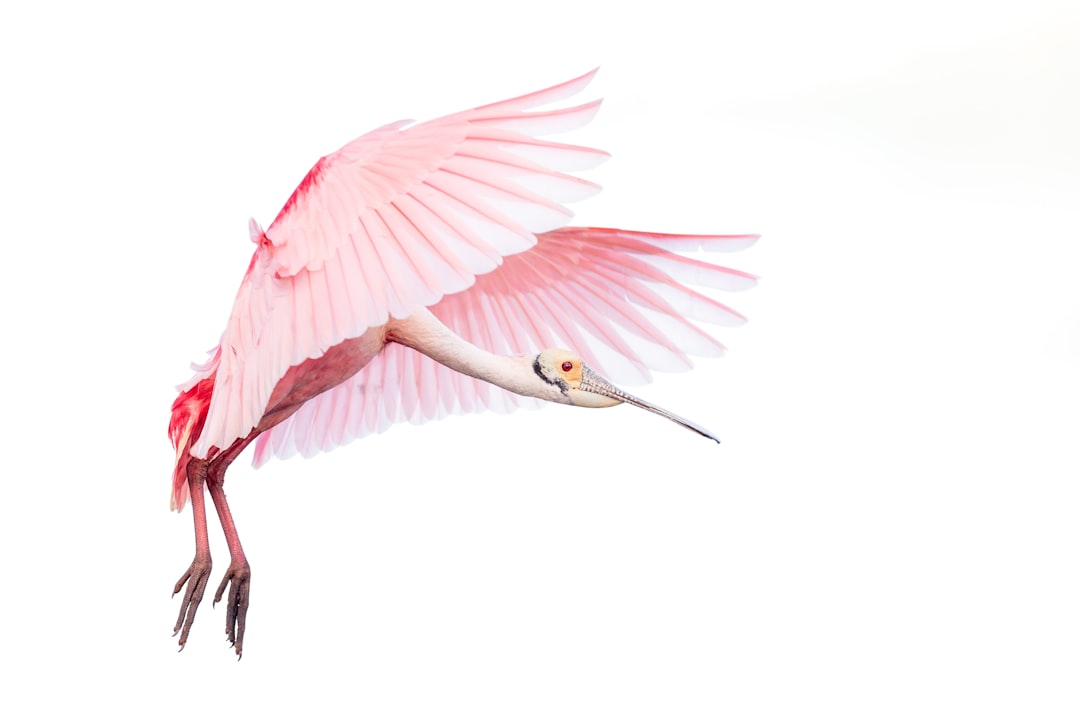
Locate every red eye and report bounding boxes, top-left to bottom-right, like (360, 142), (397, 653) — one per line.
(561, 361), (574, 372)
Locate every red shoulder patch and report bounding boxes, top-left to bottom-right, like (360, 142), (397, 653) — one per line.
(272, 155), (332, 227)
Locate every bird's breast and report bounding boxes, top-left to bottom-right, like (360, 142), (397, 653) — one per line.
(258, 326), (389, 430)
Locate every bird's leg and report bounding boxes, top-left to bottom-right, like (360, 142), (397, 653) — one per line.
(172, 459), (212, 650)
(206, 437), (254, 657)
(207, 479), (250, 657)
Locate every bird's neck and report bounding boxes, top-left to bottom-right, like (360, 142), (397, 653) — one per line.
(386, 308), (566, 403)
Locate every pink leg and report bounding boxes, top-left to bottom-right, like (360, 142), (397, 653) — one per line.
(206, 438), (254, 658)
(172, 459), (212, 650)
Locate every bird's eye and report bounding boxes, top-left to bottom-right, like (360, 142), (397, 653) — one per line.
(561, 361), (574, 372)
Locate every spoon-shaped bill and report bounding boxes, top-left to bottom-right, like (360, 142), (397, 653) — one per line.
(577, 366), (721, 443)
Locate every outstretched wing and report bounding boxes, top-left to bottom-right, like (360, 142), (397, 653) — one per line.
(192, 71), (609, 458)
(250, 227), (758, 466)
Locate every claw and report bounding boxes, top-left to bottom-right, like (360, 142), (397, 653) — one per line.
(172, 555), (212, 650)
(210, 561), (251, 656)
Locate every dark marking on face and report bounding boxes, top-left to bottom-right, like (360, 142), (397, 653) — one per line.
(533, 355), (570, 396)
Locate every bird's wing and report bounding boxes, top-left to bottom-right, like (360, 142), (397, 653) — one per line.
(192, 71), (608, 457)
(250, 227), (758, 466)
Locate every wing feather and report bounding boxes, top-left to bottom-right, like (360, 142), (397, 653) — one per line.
(252, 227), (758, 465)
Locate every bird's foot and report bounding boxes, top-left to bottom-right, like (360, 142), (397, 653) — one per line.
(213, 561), (251, 658)
(172, 555), (212, 651)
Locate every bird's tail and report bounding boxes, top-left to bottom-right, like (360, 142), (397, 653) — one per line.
(168, 377), (213, 512)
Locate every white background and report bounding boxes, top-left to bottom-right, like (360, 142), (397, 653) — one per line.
(2, 1), (1078, 716)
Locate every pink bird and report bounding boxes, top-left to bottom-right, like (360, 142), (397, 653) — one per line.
(169, 70), (758, 657)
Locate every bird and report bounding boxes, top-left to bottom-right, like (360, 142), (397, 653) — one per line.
(168, 69), (758, 657)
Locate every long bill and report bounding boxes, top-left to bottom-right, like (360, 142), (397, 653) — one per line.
(577, 366), (721, 443)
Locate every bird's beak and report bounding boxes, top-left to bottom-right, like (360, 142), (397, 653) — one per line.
(572, 366), (721, 443)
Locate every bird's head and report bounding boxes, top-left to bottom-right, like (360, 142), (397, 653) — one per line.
(533, 348), (721, 443)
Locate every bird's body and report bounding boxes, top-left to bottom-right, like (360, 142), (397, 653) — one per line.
(169, 71), (758, 656)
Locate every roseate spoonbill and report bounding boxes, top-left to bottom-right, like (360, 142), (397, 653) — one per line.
(169, 69), (758, 657)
